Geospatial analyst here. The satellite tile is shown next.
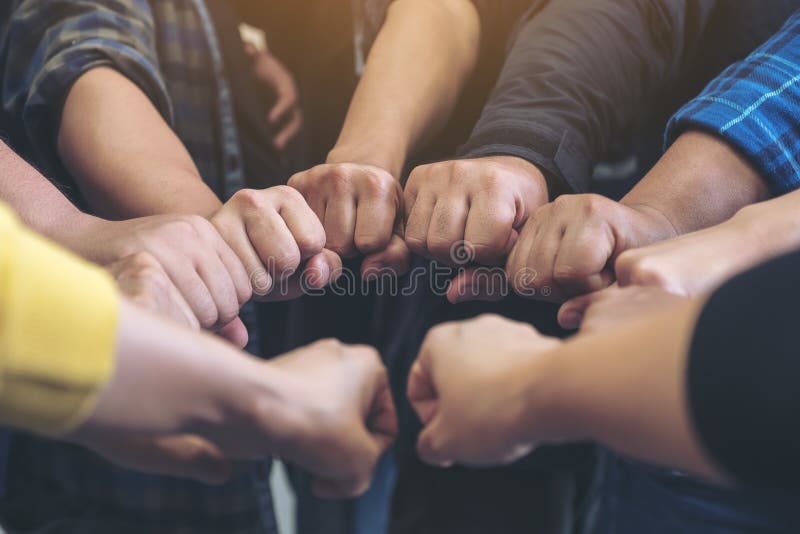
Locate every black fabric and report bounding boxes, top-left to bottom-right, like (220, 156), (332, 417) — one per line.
(205, 0), (286, 188)
(689, 250), (800, 495)
(459, 0), (800, 196)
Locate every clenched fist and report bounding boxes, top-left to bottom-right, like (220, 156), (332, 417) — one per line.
(404, 156), (547, 267)
(506, 195), (678, 302)
(211, 186), (342, 301)
(288, 163), (409, 276)
(408, 315), (561, 467)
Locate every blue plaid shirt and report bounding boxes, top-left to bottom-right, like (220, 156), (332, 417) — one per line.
(666, 10), (800, 195)
(0, 1), (274, 532)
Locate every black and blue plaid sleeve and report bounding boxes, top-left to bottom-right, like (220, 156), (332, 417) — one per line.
(0, 0), (173, 175)
(666, 10), (800, 195)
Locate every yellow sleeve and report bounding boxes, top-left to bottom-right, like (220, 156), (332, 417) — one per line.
(0, 203), (119, 436)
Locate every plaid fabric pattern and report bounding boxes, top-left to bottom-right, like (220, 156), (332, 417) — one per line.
(0, 1), (274, 532)
(666, 10), (800, 195)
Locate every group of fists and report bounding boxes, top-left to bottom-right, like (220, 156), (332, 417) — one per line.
(95, 152), (741, 494)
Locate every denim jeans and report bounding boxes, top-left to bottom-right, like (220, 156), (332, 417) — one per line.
(587, 454), (800, 534)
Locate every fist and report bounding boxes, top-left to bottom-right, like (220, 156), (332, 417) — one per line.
(408, 315), (561, 467)
(288, 163), (409, 276)
(506, 195), (677, 302)
(266, 339), (398, 499)
(211, 186), (342, 301)
(404, 156), (547, 267)
(108, 252), (199, 330)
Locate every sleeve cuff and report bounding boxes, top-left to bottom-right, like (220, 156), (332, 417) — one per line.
(0, 206), (119, 437)
(665, 98), (797, 196)
(457, 122), (594, 197)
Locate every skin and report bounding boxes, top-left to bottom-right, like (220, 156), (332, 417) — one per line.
(501, 131), (770, 302)
(68, 299), (397, 498)
(288, 0), (481, 276)
(407, 309), (727, 485)
(613, 189), (800, 297)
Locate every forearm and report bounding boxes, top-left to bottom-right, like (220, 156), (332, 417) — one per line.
(527, 297), (723, 482)
(0, 141), (98, 245)
(76, 299), (300, 453)
(58, 67), (221, 219)
(622, 131), (770, 236)
(328, 0), (480, 177)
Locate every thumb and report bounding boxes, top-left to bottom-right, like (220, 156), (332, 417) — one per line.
(216, 317), (249, 349)
(417, 415), (455, 468)
(407, 360), (438, 425)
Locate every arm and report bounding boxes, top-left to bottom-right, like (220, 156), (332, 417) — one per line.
(404, 0), (716, 283)
(288, 0), (480, 274)
(328, 0), (480, 176)
(458, 0), (717, 195)
(58, 66), (221, 218)
(505, 12), (800, 302)
(0, 201), (395, 496)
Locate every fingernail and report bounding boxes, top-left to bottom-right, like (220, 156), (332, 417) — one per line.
(560, 310), (582, 329)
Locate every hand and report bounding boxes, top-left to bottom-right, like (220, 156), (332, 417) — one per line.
(614, 212), (758, 297)
(86, 434), (232, 486)
(263, 340), (398, 499)
(246, 44), (303, 151)
(211, 186), (342, 301)
(288, 163), (410, 276)
(505, 195), (678, 302)
(408, 315), (561, 467)
(558, 285), (690, 333)
(107, 251), (248, 349)
(404, 156), (547, 268)
(79, 215), (250, 333)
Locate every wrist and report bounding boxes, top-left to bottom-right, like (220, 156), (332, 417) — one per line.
(327, 143), (406, 180)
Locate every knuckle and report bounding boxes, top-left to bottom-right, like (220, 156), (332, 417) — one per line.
(271, 184), (305, 204)
(231, 188), (266, 210)
(197, 307), (220, 329)
(405, 235), (428, 256)
(127, 251), (160, 270)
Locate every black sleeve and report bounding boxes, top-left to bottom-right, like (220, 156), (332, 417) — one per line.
(458, 0), (717, 196)
(688, 250), (800, 494)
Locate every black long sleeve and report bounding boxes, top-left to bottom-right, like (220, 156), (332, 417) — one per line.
(458, 0), (799, 197)
(689, 250), (800, 494)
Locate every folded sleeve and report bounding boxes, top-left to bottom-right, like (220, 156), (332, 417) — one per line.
(666, 11), (800, 195)
(458, 0), (716, 196)
(0, 0), (173, 176)
(0, 203), (119, 436)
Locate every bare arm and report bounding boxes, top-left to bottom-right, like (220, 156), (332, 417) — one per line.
(327, 0), (481, 175)
(57, 67), (222, 218)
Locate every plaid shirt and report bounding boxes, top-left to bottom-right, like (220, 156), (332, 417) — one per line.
(0, 1), (274, 532)
(666, 10), (800, 195)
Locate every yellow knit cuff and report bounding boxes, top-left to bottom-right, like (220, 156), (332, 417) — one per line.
(0, 210), (119, 436)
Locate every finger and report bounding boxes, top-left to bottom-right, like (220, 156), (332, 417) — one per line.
(160, 260), (220, 329)
(406, 360), (438, 425)
(273, 110), (303, 151)
(312, 476), (371, 500)
(278, 190), (326, 260)
(256, 249), (342, 302)
(416, 417), (455, 469)
(354, 184), (399, 255)
(553, 223), (617, 297)
(367, 376), (398, 452)
(194, 251), (241, 328)
(557, 294), (594, 330)
(165, 280), (201, 330)
(404, 194), (436, 258)
(245, 208), (303, 280)
(446, 267), (508, 304)
(426, 197), (469, 265)
(464, 194), (516, 265)
(214, 242), (253, 306)
(213, 218), (274, 299)
(525, 222), (566, 302)
(362, 231), (411, 278)
(216, 317), (249, 349)
(324, 196), (358, 257)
